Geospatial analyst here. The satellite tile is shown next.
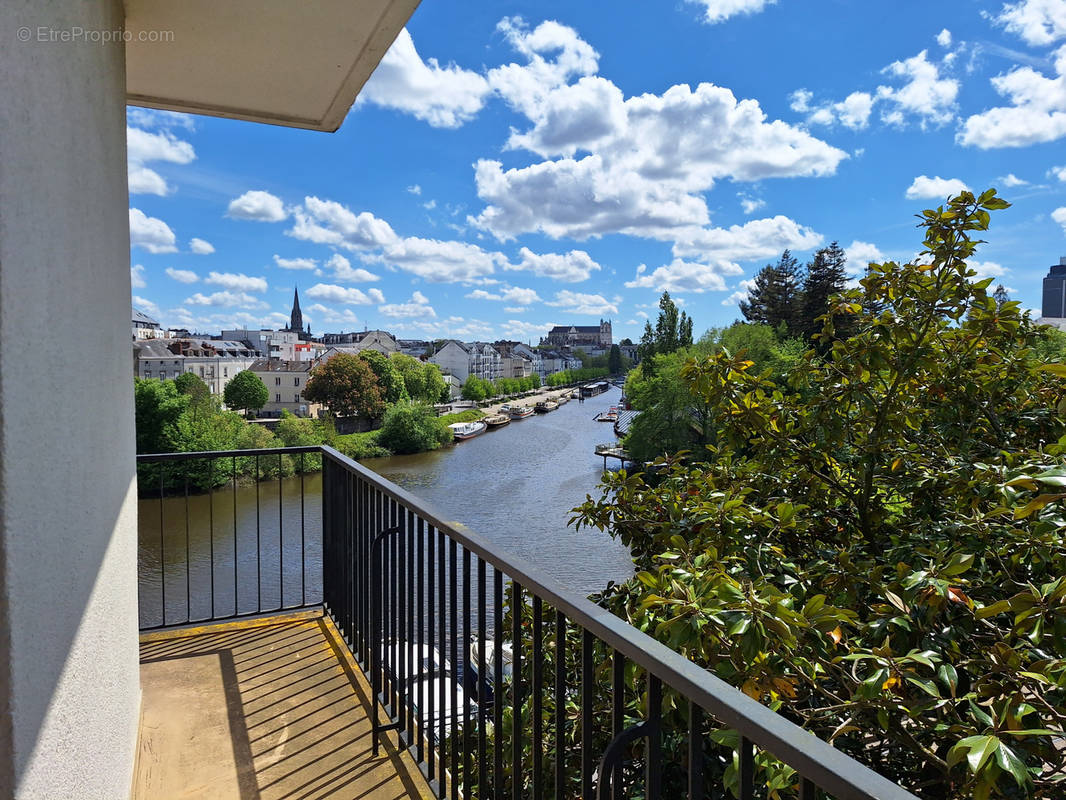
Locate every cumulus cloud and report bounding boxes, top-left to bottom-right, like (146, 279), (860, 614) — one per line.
(126, 126), (195, 196)
(957, 44), (1066, 148)
(992, 0), (1066, 46)
(227, 190), (288, 222)
(189, 237), (214, 254)
(165, 267), (199, 284)
(686, 0), (777, 24)
(937, 28), (953, 47)
(671, 216), (823, 263)
(792, 88), (874, 130)
(186, 291), (268, 309)
(465, 286), (541, 304)
(131, 264), (147, 289)
(306, 283), (386, 305)
(379, 291), (437, 319)
(1053, 206), (1066, 232)
(722, 278), (757, 306)
(307, 304), (362, 327)
(505, 247), (602, 282)
(905, 175), (970, 199)
(968, 260), (1008, 278)
(379, 237), (503, 282)
(326, 253), (380, 283)
(129, 208), (178, 253)
(359, 28), (490, 128)
(545, 290), (618, 315)
(273, 255), (318, 271)
(204, 271), (268, 292)
(133, 295), (161, 318)
(407, 184), (422, 195)
(877, 50), (959, 127)
(1051, 165), (1066, 181)
(846, 240), (886, 271)
(738, 194), (766, 214)
(625, 259), (731, 293)
(287, 196), (398, 250)
(1000, 173), (1029, 186)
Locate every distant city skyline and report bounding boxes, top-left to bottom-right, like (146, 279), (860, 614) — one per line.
(129, 0), (1066, 342)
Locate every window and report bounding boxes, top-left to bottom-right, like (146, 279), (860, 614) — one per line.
(199, 366), (204, 377)
(160, 371), (166, 379)
(275, 377), (281, 386)
(145, 371), (151, 378)
(223, 368), (228, 377)
(294, 394), (300, 403)
(294, 377), (300, 386)
(275, 393), (281, 403)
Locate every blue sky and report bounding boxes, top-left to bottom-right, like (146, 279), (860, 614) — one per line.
(128, 0), (1066, 343)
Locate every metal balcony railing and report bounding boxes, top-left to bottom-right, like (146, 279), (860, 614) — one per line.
(137, 446), (916, 800)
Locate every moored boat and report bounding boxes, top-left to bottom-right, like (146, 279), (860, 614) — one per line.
(596, 406), (619, 422)
(508, 405), (534, 419)
(484, 413), (510, 429)
(534, 400), (559, 413)
(556, 394), (569, 405)
(448, 420), (487, 440)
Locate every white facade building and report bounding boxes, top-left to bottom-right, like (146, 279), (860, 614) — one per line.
(135, 339), (262, 397)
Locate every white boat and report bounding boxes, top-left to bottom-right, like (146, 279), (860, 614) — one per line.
(464, 637), (514, 705)
(381, 643), (474, 732)
(448, 420), (487, 440)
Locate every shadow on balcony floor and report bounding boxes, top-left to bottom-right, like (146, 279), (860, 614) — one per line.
(133, 613), (432, 800)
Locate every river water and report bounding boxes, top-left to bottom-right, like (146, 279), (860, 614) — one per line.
(137, 386), (632, 628)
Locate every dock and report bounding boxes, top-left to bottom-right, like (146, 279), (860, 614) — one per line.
(595, 443), (638, 469)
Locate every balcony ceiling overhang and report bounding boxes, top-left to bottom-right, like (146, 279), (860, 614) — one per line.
(124, 0), (420, 131)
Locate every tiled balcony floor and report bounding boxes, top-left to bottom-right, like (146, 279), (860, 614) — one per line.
(133, 613), (431, 800)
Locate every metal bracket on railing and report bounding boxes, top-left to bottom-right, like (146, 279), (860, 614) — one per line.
(371, 524), (403, 757)
(595, 720), (656, 799)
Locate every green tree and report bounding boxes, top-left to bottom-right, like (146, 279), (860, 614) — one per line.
(801, 241), (850, 344)
(223, 370), (269, 418)
(303, 353), (385, 419)
(358, 349), (408, 404)
(578, 190), (1066, 797)
(607, 344), (623, 374)
(134, 378), (188, 453)
(638, 291), (693, 366)
(377, 401), (452, 454)
(391, 354), (448, 404)
(740, 249), (802, 335)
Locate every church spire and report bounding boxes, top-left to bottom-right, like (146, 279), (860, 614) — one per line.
(289, 286), (303, 333)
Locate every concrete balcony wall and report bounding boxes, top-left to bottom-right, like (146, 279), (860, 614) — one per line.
(0, 0), (140, 796)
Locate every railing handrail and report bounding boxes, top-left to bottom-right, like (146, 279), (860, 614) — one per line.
(137, 444), (916, 799)
(317, 445), (915, 800)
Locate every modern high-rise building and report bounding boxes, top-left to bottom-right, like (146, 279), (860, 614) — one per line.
(1042, 258), (1066, 319)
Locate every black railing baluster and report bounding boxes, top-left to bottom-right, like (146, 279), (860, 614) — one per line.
(450, 539), (459, 800)
(159, 464), (166, 627)
(493, 567), (504, 798)
(231, 456), (237, 617)
(278, 453), (283, 610)
(555, 610), (566, 800)
(255, 454), (261, 613)
(477, 557), (487, 798)
(612, 649), (625, 800)
(800, 777), (817, 800)
(406, 508), (415, 745)
(688, 703), (703, 800)
(646, 674), (662, 800)
(208, 460), (215, 620)
(437, 528), (447, 798)
(416, 515), (426, 767)
(582, 628), (594, 800)
(426, 523), (436, 783)
(532, 594), (544, 800)
(184, 471), (190, 622)
(511, 580), (523, 800)
(462, 547), (472, 799)
(300, 452), (306, 607)
(740, 736), (754, 800)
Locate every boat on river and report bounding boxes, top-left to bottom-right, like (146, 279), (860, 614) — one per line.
(596, 406), (619, 422)
(448, 421), (487, 440)
(484, 413), (510, 429)
(556, 394), (569, 405)
(580, 381), (610, 398)
(534, 400), (559, 413)
(385, 643), (473, 732)
(507, 405), (535, 419)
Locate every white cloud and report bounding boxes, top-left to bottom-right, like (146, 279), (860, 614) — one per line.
(407, 184), (422, 195)
(501, 319), (552, 338)
(686, 0), (777, 24)
(474, 25), (845, 242)
(306, 283), (386, 305)
(227, 190), (288, 222)
(1000, 173), (1029, 186)
(993, 0), (1066, 46)
(672, 216), (823, 263)
(185, 291), (268, 309)
(545, 290), (618, 315)
(126, 127), (195, 196)
(307, 303), (362, 327)
(722, 278), (757, 307)
(127, 108), (196, 132)
(739, 194), (765, 214)
(379, 237), (503, 282)
(1053, 206), (1066, 232)
(273, 255), (318, 271)
(937, 28), (953, 48)
(877, 50), (959, 127)
(204, 271), (268, 292)
(287, 196), (398, 250)
(957, 44), (1066, 148)
(506, 247), (602, 282)
(846, 240), (885, 270)
(969, 260), (1008, 278)
(359, 28), (490, 128)
(131, 264), (147, 289)
(625, 259), (730, 293)
(189, 237), (214, 255)
(129, 208), (178, 253)
(465, 286), (541, 305)
(1049, 165), (1066, 181)
(165, 267), (199, 284)
(905, 175), (970, 199)
(132, 295), (161, 318)
(379, 291), (437, 319)
(835, 91), (875, 129)
(326, 253), (380, 283)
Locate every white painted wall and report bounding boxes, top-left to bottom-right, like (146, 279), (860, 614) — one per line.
(0, 0), (141, 796)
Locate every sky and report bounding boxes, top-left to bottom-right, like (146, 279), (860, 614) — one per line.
(128, 0), (1066, 343)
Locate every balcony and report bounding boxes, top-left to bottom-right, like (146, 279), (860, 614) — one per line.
(134, 447), (916, 800)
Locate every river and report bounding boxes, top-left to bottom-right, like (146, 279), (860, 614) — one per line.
(138, 385), (632, 627)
